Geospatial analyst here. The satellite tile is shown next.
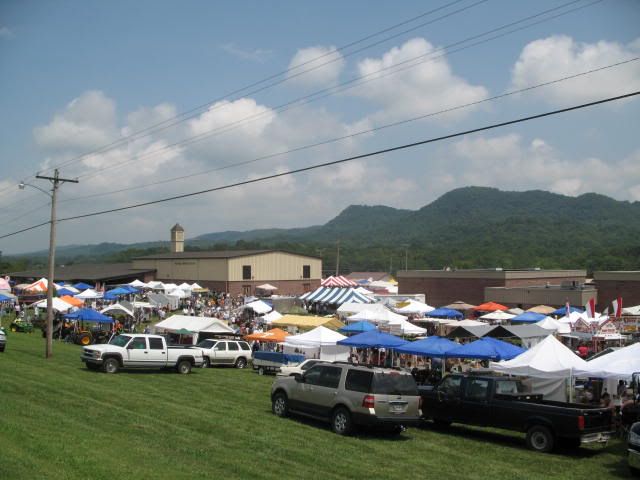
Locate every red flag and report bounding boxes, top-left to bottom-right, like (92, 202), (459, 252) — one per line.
(584, 298), (595, 318)
(612, 297), (623, 317)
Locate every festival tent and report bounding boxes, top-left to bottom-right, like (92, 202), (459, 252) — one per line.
(191, 282), (204, 290)
(60, 295), (83, 307)
(154, 315), (234, 336)
(355, 286), (374, 295)
(301, 287), (372, 305)
(56, 288), (77, 297)
(574, 342), (640, 378)
(447, 325), (493, 339)
(557, 311), (587, 325)
(73, 282), (93, 291)
(536, 316), (571, 334)
(146, 281), (165, 289)
(443, 301), (476, 311)
(510, 312), (547, 323)
(339, 321), (377, 334)
(75, 288), (103, 300)
(347, 308), (407, 324)
(284, 326), (349, 361)
(167, 288), (187, 299)
(34, 297), (74, 312)
(622, 305), (640, 316)
(100, 303), (134, 317)
(507, 307), (525, 315)
(395, 336), (458, 357)
(395, 299), (435, 315)
(337, 330), (408, 349)
(475, 301), (508, 312)
(337, 302), (387, 315)
(388, 318), (427, 336)
(479, 310), (515, 322)
(320, 275), (358, 288)
(128, 279), (148, 288)
(484, 325), (550, 348)
(245, 328), (289, 343)
(64, 308), (114, 323)
(256, 283), (278, 291)
(262, 310), (284, 324)
(489, 335), (587, 378)
(0, 293), (14, 302)
(24, 278), (53, 293)
(368, 280), (398, 294)
(452, 319), (488, 327)
(244, 300), (272, 315)
(105, 287), (131, 296)
(147, 292), (178, 310)
(60, 285), (80, 294)
(552, 306), (584, 316)
(427, 308), (463, 319)
(178, 282), (192, 291)
(271, 315), (345, 331)
(446, 338), (524, 361)
(527, 305), (557, 315)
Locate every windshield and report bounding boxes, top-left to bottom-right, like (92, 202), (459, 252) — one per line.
(372, 372), (418, 396)
(109, 335), (131, 347)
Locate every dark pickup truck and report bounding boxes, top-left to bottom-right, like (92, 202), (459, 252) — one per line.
(420, 374), (614, 452)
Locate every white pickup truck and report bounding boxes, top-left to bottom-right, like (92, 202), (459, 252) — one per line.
(81, 334), (204, 374)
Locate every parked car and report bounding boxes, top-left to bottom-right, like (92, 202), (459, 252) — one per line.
(420, 374), (614, 453)
(278, 359), (325, 376)
(629, 422), (640, 474)
(81, 334), (203, 373)
(271, 363), (422, 435)
(0, 327), (6, 352)
(194, 338), (251, 368)
(253, 351), (305, 375)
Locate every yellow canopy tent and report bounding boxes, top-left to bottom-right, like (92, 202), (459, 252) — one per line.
(271, 315), (344, 331)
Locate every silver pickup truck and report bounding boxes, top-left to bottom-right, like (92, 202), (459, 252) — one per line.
(81, 334), (203, 374)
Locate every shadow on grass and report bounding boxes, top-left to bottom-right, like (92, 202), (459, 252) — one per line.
(264, 408), (411, 441)
(421, 422), (622, 458)
(77, 367), (200, 375)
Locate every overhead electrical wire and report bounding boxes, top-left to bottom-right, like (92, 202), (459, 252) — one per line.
(1, 90), (637, 241)
(74, 0), (600, 183)
(53, 58), (637, 205)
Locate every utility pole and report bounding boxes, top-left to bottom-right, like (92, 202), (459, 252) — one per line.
(29, 169), (78, 358)
(335, 240), (340, 276)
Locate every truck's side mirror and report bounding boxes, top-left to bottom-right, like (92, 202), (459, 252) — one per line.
(293, 373), (304, 383)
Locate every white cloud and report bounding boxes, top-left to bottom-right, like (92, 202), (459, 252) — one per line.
(510, 35), (640, 104)
(287, 45), (345, 87)
(220, 43), (272, 63)
(0, 26), (14, 39)
(33, 91), (118, 152)
(353, 38), (488, 122)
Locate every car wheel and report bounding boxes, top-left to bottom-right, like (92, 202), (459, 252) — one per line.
(235, 357), (247, 369)
(272, 392), (289, 418)
(176, 360), (192, 374)
(526, 425), (554, 453)
(258, 367), (265, 376)
(0, 345), (5, 352)
(103, 358), (119, 374)
(332, 407), (353, 436)
(201, 357), (210, 368)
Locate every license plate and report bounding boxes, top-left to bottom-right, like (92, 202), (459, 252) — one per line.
(390, 404), (406, 413)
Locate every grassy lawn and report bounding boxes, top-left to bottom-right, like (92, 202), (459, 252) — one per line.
(0, 326), (631, 480)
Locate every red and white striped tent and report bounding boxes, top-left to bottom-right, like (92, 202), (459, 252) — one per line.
(321, 275), (358, 288)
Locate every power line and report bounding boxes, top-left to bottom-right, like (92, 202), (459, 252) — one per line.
(25, 0), (484, 179)
(1, 90), (636, 241)
(55, 58), (638, 205)
(74, 0), (598, 183)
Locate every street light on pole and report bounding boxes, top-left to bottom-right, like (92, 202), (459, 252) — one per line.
(19, 169), (78, 358)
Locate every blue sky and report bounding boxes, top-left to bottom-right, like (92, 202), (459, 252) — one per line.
(1, 0), (639, 254)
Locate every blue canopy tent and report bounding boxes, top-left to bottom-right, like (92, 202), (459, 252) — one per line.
(57, 288), (77, 297)
(427, 308), (463, 319)
(73, 282), (92, 291)
(395, 336), (458, 358)
(510, 311), (546, 323)
(122, 285), (139, 294)
(337, 330), (408, 349)
(64, 308), (114, 324)
(339, 321), (377, 334)
(0, 293), (13, 302)
(552, 306), (583, 316)
(445, 338), (524, 361)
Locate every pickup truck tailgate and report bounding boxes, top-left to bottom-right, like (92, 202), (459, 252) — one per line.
(582, 408), (613, 433)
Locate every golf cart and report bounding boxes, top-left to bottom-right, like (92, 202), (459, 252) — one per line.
(9, 318), (34, 333)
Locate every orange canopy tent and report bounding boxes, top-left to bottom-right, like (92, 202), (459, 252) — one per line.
(244, 328), (289, 343)
(60, 295), (83, 307)
(475, 301), (508, 312)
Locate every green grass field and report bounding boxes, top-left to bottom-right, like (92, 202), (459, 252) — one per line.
(0, 327), (631, 480)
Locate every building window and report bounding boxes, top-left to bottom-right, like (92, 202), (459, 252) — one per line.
(242, 285), (252, 296)
(303, 265), (311, 279)
(242, 265), (251, 280)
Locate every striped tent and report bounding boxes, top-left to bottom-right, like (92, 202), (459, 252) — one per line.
(321, 275), (358, 288)
(300, 287), (372, 305)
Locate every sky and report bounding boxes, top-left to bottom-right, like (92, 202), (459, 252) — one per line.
(1, 0), (639, 254)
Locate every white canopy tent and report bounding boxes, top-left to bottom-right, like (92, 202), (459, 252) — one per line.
(191, 282), (203, 290)
(100, 303), (134, 317)
(167, 288), (187, 299)
(368, 280), (398, 294)
(388, 318), (427, 336)
(395, 299), (435, 315)
(480, 310), (515, 322)
(154, 315), (234, 343)
(34, 297), (73, 312)
(347, 308), (407, 325)
(451, 319), (487, 327)
(75, 288), (103, 300)
(256, 283), (278, 291)
(283, 326), (349, 361)
(178, 282), (193, 291)
(262, 310), (283, 324)
(574, 342), (640, 379)
(147, 281), (165, 290)
(622, 305), (640, 316)
(163, 283), (179, 293)
(244, 300), (272, 315)
(128, 279), (148, 288)
(536, 316), (571, 334)
(337, 302), (387, 315)
(355, 286), (374, 295)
